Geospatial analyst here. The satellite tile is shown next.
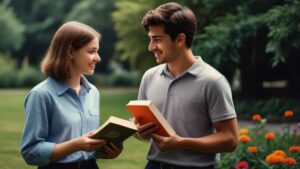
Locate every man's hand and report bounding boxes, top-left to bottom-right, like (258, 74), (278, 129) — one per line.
(151, 133), (183, 151)
(134, 117), (159, 140)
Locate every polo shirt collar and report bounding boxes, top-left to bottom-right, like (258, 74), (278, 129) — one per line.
(160, 56), (204, 77)
(50, 76), (91, 96)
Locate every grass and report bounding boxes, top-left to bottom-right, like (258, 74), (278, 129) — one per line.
(0, 88), (148, 169)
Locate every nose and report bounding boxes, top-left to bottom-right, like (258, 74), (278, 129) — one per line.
(95, 53), (101, 63)
(148, 40), (155, 52)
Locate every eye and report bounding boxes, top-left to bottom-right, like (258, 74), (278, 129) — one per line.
(88, 50), (96, 54)
(153, 38), (162, 43)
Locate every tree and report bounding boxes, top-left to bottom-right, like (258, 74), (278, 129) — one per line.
(8, 0), (77, 66)
(0, 4), (24, 53)
(193, 0), (299, 98)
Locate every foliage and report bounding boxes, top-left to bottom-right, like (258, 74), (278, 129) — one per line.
(0, 4), (24, 52)
(265, 0), (300, 67)
(217, 114), (300, 169)
(193, 0), (300, 97)
(112, 0), (154, 73)
(7, 0), (78, 65)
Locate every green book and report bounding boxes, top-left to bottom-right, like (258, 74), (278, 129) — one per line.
(91, 116), (137, 144)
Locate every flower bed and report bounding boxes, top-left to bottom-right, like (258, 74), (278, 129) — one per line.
(218, 110), (300, 169)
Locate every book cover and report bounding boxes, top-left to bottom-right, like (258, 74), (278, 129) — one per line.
(126, 100), (176, 137)
(91, 116), (137, 144)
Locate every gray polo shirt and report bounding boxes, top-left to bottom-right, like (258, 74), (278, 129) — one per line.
(138, 56), (236, 167)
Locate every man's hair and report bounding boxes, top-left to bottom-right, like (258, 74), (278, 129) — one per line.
(142, 2), (196, 48)
(41, 21), (101, 80)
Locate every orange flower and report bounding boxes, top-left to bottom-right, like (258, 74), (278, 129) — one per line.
(248, 146), (258, 153)
(252, 114), (261, 122)
(284, 110), (294, 117)
(265, 154), (284, 164)
(272, 150), (286, 158)
(265, 132), (275, 140)
(288, 146), (300, 152)
(239, 135), (251, 143)
(282, 157), (297, 165)
(239, 128), (249, 135)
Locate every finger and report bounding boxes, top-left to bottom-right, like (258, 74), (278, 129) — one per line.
(89, 139), (106, 146)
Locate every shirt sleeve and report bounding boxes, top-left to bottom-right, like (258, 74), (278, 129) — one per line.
(207, 77), (237, 123)
(138, 74), (147, 100)
(20, 90), (55, 166)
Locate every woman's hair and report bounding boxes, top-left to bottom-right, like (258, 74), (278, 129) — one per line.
(41, 21), (101, 79)
(141, 2), (196, 48)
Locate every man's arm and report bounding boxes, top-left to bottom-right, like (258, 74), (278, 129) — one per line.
(151, 118), (239, 153)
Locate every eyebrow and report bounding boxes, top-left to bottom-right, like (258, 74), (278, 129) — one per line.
(149, 35), (162, 39)
(88, 46), (99, 50)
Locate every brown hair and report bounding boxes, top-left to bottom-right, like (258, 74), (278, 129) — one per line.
(142, 2), (196, 48)
(41, 21), (101, 79)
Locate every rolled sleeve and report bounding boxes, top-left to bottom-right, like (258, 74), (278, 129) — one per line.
(21, 91), (55, 166)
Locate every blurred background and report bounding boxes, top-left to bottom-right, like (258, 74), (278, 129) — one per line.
(0, 0), (299, 168)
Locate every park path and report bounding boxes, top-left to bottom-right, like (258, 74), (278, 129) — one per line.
(238, 120), (285, 133)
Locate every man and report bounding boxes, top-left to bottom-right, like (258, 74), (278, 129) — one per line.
(136, 2), (239, 169)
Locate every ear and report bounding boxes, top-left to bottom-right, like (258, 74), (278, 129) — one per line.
(176, 33), (186, 47)
(68, 48), (74, 60)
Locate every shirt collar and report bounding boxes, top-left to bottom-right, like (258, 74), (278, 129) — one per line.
(160, 56), (204, 77)
(49, 76), (91, 96)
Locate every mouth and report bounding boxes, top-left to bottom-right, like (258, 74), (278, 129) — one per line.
(89, 63), (96, 69)
(154, 51), (162, 57)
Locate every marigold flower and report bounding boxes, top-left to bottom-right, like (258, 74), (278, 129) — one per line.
(248, 146), (258, 153)
(284, 110), (294, 117)
(288, 146), (300, 152)
(235, 161), (249, 169)
(239, 128), (249, 135)
(265, 154), (284, 164)
(265, 132), (275, 140)
(272, 150), (286, 157)
(282, 157), (297, 165)
(239, 135), (251, 143)
(252, 114), (261, 122)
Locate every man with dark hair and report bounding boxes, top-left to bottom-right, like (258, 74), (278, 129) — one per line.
(135, 2), (239, 169)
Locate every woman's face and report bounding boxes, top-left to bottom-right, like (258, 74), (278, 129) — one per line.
(70, 37), (101, 77)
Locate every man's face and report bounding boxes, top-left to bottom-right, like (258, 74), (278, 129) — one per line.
(148, 25), (178, 64)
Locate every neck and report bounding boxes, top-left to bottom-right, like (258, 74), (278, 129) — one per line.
(65, 76), (81, 95)
(167, 49), (196, 78)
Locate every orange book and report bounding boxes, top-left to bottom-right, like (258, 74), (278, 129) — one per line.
(126, 100), (176, 137)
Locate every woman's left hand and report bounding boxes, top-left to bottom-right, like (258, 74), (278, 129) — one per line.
(96, 143), (123, 159)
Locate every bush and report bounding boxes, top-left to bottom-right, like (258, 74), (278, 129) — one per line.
(105, 70), (141, 87)
(235, 98), (300, 123)
(0, 55), (45, 88)
(16, 67), (45, 87)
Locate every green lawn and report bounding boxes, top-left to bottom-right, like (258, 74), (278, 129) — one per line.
(0, 88), (148, 169)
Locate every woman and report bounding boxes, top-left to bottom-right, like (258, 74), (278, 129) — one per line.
(21, 21), (122, 169)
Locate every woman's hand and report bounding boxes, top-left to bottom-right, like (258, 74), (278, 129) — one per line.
(77, 130), (107, 152)
(96, 143), (123, 159)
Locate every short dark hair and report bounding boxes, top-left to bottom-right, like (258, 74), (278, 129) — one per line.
(142, 2), (196, 48)
(41, 21), (101, 80)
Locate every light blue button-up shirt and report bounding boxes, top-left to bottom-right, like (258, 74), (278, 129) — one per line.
(21, 77), (100, 166)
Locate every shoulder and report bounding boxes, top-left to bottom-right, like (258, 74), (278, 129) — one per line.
(142, 64), (164, 79)
(88, 82), (100, 95)
(29, 78), (54, 96)
(25, 78), (55, 105)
